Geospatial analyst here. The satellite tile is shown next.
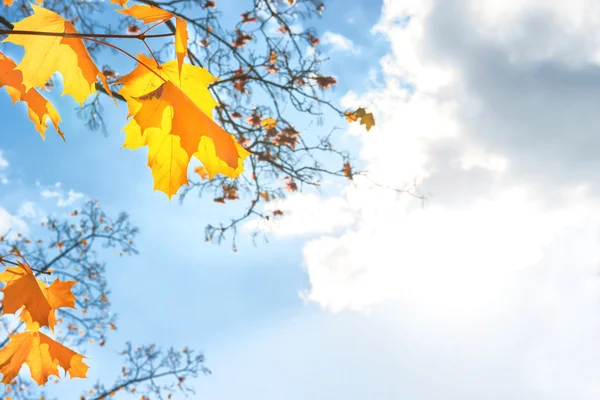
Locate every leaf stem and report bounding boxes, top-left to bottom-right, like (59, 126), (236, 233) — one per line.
(0, 29), (174, 40)
(82, 37), (166, 83)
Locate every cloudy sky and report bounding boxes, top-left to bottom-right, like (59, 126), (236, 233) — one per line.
(3, 0), (600, 398)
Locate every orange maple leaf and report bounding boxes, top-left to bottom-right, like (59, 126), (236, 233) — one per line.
(0, 51), (63, 139)
(3, 4), (112, 105)
(133, 82), (247, 198)
(345, 107), (375, 131)
(0, 331), (88, 385)
(118, 55), (248, 198)
(0, 262), (75, 331)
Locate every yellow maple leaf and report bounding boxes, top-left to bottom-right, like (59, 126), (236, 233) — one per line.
(110, 0), (128, 6)
(0, 331), (88, 385)
(118, 54), (217, 118)
(0, 262), (76, 331)
(345, 107), (375, 131)
(132, 81), (248, 198)
(118, 5), (188, 75)
(260, 118), (277, 130)
(3, 4), (111, 105)
(117, 4), (173, 22)
(118, 55), (248, 198)
(0, 51), (63, 139)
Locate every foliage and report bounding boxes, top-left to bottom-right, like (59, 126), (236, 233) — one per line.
(0, 202), (208, 398)
(0, 0), (375, 247)
(0, 0), (376, 395)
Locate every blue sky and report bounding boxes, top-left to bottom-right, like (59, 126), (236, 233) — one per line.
(7, 0), (600, 399)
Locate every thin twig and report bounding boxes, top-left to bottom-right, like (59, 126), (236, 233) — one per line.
(0, 29), (173, 39)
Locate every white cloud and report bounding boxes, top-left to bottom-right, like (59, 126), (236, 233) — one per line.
(40, 182), (84, 207)
(244, 193), (355, 236)
(57, 190), (84, 207)
(0, 207), (27, 236)
(242, 0), (600, 397)
(321, 32), (359, 54)
(17, 201), (37, 219)
(279, 0), (600, 312)
(41, 182), (61, 199)
(0, 151), (8, 169)
(0, 151), (9, 185)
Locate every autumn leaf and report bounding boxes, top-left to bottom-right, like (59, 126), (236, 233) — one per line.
(314, 75), (337, 89)
(117, 4), (173, 22)
(259, 192), (270, 202)
(0, 51), (63, 139)
(284, 177), (298, 192)
(345, 107), (375, 131)
(110, 0), (128, 6)
(260, 117), (277, 130)
(118, 54), (217, 120)
(232, 29), (253, 48)
(118, 5), (188, 75)
(194, 165), (208, 180)
(245, 113), (261, 126)
(0, 331), (88, 385)
(0, 262), (75, 331)
(118, 55), (248, 198)
(175, 17), (189, 75)
(3, 4), (112, 105)
(342, 161), (353, 180)
(241, 12), (257, 24)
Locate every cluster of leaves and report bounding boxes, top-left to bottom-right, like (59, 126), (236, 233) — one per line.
(0, 1), (249, 200)
(0, 202), (208, 398)
(0, 0), (375, 247)
(0, 254), (88, 386)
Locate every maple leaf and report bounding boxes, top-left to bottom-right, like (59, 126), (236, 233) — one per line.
(0, 51), (63, 139)
(273, 126), (300, 149)
(0, 262), (75, 331)
(194, 165), (208, 180)
(345, 107), (375, 131)
(126, 24), (141, 35)
(117, 5), (188, 75)
(241, 12), (257, 24)
(245, 113), (261, 127)
(3, 4), (112, 105)
(342, 161), (353, 180)
(308, 35), (320, 46)
(232, 29), (253, 48)
(259, 192), (270, 202)
(260, 118), (277, 130)
(110, 0), (128, 6)
(315, 75), (337, 89)
(284, 177), (298, 192)
(117, 4), (172, 22)
(0, 331), (88, 385)
(118, 55), (248, 198)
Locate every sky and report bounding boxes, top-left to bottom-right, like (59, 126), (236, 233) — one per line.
(3, 0), (600, 398)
